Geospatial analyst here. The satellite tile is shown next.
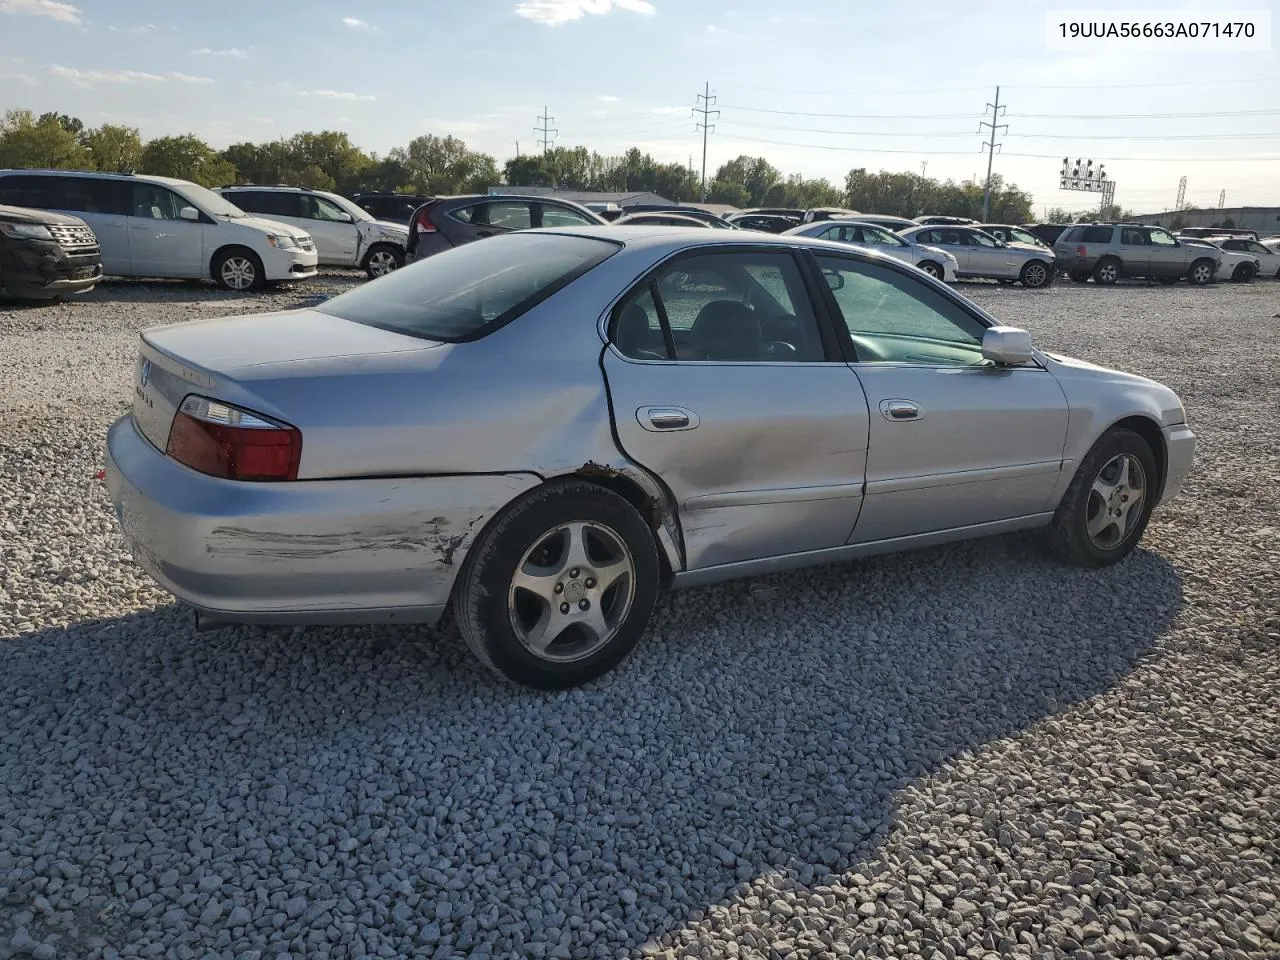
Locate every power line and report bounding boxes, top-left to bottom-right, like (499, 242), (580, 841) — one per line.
(535, 106), (557, 155)
(727, 76), (1272, 97)
(1008, 108), (1280, 119)
(693, 81), (719, 201)
(979, 86), (1007, 221)
(719, 104), (982, 119)
(714, 119), (1280, 142)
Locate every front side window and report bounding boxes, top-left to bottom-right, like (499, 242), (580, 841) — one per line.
(861, 225), (908, 248)
(614, 250), (825, 362)
(303, 195), (351, 222)
(1148, 228), (1177, 246)
(968, 231), (998, 248)
(132, 183), (186, 220)
(815, 255), (987, 366)
(1009, 227), (1041, 246)
(315, 233), (618, 342)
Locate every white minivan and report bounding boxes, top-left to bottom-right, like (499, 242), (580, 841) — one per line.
(0, 170), (319, 291)
(216, 186), (410, 279)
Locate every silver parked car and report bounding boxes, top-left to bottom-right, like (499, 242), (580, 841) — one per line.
(899, 224), (1057, 287)
(782, 218), (960, 282)
(106, 228), (1195, 689)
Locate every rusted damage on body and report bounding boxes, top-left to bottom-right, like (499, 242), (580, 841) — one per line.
(207, 513), (482, 564)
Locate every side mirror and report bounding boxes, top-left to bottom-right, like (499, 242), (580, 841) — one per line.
(179, 206), (200, 222)
(982, 326), (1035, 366)
(338, 212), (354, 223)
(822, 269), (845, 291)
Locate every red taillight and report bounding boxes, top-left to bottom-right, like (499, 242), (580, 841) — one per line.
(165, 395), (302, 482)
(1076, 245), (1088, 256)
(414, 206), (438, 234)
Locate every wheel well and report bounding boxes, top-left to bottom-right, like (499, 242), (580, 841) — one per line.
(210, 244), (259, 276)
(360, 241), (402, 265)
(567, 471), (676, 583)
(1113, 415), (1167, 500)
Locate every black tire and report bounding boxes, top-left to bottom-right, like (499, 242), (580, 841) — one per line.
(1187, 258), (1216, 286)
(1093, 257), (1121, 285)
(454, 479), (660, 689)
(1019, 260), (1051, 289)
(212, 247), (264, 292)
(1045, 427), (1158, 569)
(1068, 270), (1091, 283)
(1230, 262), (1256, 283)
(917, 260), (944, 280)
(362, 243), (404, 280)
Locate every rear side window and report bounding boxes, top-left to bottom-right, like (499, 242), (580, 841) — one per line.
(5, 175), (126, 215)
(229, 191), (298, 218)
(1081, 226), (1113, 243)
(0, 174), (56, 208)
(315, 233), (619, 342)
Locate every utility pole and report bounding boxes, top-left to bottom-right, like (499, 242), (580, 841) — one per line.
(920, 161), (928, 177)
(515, 140), (521, 159)
(1218, 189), (1226, 208)
(1175, 176), (1187, 210)
(535, 107), (557, 155)
(978, 86), (1007, 221)
(693, 81), (719, 201)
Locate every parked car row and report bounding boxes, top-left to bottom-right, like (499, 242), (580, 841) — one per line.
(2, 166), (1272, 300)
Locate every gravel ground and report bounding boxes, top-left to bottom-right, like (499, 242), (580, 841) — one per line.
(1, 274), (1277, 960)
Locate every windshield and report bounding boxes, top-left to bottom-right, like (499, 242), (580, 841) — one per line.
(325, 192), (375, 223)
(315, 233), (620, 341)
(170, 180), (248, 218)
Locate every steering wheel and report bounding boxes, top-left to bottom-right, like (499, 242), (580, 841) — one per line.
(762, 340), (798, 359)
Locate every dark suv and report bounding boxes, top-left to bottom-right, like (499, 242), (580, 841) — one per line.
(1053, 222), (1220, 285)
(405, 194), (606, 263)
(0, 203), (102, 300)
(352, 192), (433, 224)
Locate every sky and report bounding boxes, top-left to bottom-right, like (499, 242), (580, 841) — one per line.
(1, 0), (1277, 215)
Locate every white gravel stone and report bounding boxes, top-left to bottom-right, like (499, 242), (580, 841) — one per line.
(1, 276), (1278, 959)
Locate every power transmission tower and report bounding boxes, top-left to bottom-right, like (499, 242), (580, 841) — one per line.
(1175, 176), (1187, 210)
(692, 81), (719, 202)
(1218, 189), (1226, 208)
(978, 86), (1007, 221)
(535, 107), (557, 155)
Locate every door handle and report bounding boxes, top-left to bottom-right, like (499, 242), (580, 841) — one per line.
(879, 399), (922, 422)
(638, 406), (699, 432)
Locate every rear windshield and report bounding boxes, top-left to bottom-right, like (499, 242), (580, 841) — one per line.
(315, 232), (619, 342)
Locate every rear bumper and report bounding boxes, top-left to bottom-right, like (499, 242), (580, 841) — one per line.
(1158, 422), (1196, 506)
(405, 233), (454, 264)
(104, 414), (540, 626)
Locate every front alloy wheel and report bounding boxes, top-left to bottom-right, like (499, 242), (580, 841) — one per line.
(365, 247), (401, 279)
(219, 255), (258, 291)
(1084, 453), (1146, 551)
(918, 261), (942, 280)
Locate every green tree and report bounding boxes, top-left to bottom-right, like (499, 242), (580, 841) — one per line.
(707, 178), (750, 207)
(81, 123), (143, 172)
(288, 130), (371, 194)
(711, 155), (782, 206)
(1044, 207), (1074, 224)
(399, 135), (497, 194)
(140, 134), (237, 187)
(38, 112), (83, 137)
(0, 109), (91, 169)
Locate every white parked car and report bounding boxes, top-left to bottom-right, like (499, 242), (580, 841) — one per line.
(217, 186), (410, 279)
(783, 219), (960, 282)
(1207, 235), (1280, 279)
(1179, 236), (1262, 282)
(0, 170), (318, 291)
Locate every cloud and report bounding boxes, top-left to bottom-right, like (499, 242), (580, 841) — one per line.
(0, 71), (37, 85)
(0, 0), (80, 24)
(297, 88), (376, 101)
(49, 64), (213, 85)
(596, 94), (619, 102)
(342, 16), (370, 27)
(515, 0), (654, 26)
(191, 47), (248, 58)
(108, 23), (157, 33)
(650, 105), (687, 114)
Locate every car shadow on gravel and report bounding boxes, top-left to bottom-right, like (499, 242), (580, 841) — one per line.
(0, 532), (1183, 957)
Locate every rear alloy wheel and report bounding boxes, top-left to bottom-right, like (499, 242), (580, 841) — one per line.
(1093, 258), (1120, 285)
(454, 480), (660, 689)
(1046, 427), (1157, 568)
(213, 248), (264, 292)
(362, 244), (404, 280)
(1230, 262), (1256, 283)
(1188, 259), (1215, 285)
(917, 261), (943, 280)
(1019, 260), (1051, 288)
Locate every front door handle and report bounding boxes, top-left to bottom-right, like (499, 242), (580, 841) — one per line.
(879, 399), (922, 422)
(638, 406), (699, 432)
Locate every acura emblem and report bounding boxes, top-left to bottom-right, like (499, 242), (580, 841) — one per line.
(139, 359), (151, 388)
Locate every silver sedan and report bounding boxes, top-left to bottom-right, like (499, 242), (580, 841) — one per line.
(899, 224), (1057, 287)
(106, 227), (1195, 689)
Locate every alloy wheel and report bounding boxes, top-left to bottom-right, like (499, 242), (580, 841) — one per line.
(367, 250), (399, 277)
(220, 257), (256, 291)
(507, 521), (636, 663)
(1085, 453), (1146, 550)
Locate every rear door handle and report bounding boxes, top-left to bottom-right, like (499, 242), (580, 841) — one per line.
(638, 406), (699, 432)
(879, 399), (922, 421)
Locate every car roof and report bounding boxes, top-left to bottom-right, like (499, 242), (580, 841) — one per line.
(534, 224), (915, 258)
(0, 168), (192, 188)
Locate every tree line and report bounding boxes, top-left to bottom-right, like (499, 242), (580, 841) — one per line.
(1, 108), (1037, 222)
